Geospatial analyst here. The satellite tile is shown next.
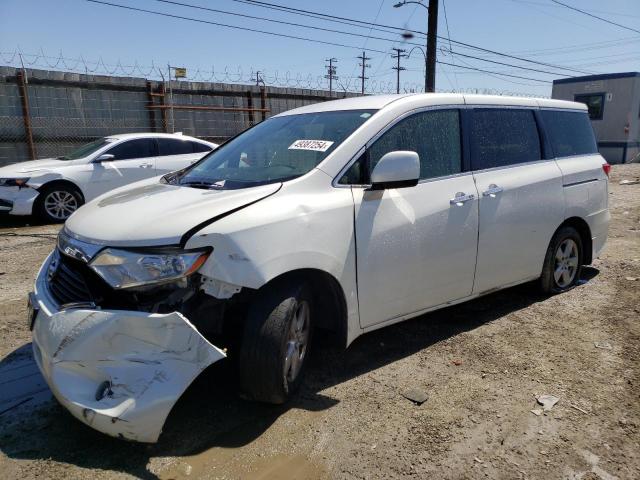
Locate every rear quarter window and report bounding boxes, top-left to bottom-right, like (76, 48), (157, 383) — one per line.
(541, 110), (598, 157)
(470, 109), (541, 170)
(191, 141), (213, 153)
(157, 138), (195, 155)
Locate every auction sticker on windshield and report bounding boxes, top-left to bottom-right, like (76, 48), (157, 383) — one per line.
(288, 139), (334, 152)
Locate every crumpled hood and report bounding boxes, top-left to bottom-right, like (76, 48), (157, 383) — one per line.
(0, 158), (71, 176)
(65, 179), (282, 246)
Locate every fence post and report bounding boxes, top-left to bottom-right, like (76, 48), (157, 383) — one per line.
(146, 81), (157, 132)
(17, 71), (37, 160)
(246, 90), (254, 126)
(260, 86), (267, 122)
(159, 83), (169, 133)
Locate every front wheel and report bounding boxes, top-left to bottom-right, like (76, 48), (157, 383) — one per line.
(238, 278), (313, 404)
(540, 226), (583, 294)
(35, 184), (83, 223)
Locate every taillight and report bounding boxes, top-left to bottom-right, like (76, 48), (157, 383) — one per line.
(602, 163), (611, 177)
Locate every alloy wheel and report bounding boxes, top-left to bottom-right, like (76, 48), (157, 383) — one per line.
(283, 300), (310, 384)
(43, 191), (78, 220)
(554, 238), (579, 288)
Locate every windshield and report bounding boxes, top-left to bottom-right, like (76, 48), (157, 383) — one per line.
(57, 138), (113, 160)
(176, 110), (376, 189)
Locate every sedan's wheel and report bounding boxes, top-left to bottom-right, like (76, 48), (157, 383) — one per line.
(540, 226), (583, 294)
(238, 277), (313, 404)
(35, 185), (84, 223)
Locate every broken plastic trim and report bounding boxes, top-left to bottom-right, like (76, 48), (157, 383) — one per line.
(32, 307), (226, 443)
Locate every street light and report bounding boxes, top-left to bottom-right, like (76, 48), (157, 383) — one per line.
(394, 0), (437, 93)
(394, 1), (427, 8)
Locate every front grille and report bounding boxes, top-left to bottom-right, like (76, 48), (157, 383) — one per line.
(48, 253), (95, 305)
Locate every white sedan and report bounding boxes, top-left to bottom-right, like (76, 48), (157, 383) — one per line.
(0, 133), (217, 222)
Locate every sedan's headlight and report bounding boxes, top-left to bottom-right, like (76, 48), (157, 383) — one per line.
(88, 247), (210, 289)
(0, 177), (30, 187)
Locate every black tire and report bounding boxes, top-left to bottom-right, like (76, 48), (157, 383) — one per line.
(35, 184), (84, 223)
(238, 277), (313, 404)
(540, 226), (584, 294)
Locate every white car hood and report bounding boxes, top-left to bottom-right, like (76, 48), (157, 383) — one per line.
(65, 180), (282, 247)
(0, 158), (71, 176)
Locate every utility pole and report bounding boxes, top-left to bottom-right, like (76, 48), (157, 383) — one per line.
(324, 58), (338, 97)
(394, 0), (438, 92)
(426, 0), (439, 92)
(391, 48), (407, 94)
(357, 51), (371, 96)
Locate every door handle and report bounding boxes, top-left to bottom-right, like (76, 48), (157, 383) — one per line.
(139, 163), (153, 169)
(482, 184), (503, 197)
(450, 192), (475, 206)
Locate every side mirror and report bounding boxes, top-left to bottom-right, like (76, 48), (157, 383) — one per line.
(95, 154), (115, 162)
(369, 151), (420, 190)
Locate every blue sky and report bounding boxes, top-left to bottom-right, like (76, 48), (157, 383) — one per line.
(1, 0), (638, 96)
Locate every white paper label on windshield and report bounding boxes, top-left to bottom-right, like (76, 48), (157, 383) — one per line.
(288, 139), (334, 152)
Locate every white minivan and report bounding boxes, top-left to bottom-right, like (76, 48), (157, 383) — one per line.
(29, 94), (610, 442)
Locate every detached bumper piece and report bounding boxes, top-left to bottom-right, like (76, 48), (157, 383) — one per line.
(32, 308), (226, 443)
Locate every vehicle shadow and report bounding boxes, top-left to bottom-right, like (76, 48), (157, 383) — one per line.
(0, 214), (55, 229)
(0, 269), (599, 479)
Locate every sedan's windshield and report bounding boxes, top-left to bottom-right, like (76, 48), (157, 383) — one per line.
(177, 110), (376, 189)
(57, 138), (113, 160)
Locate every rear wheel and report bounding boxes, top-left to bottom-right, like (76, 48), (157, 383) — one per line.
(35, 184), (83, 223)
(540, 226), (583, 294)
(238, 278), (313, 404)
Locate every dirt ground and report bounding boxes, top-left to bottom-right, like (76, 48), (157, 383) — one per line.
(0, 164), (638, 480)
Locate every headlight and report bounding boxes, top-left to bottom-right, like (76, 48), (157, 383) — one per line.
(88, 247), (210, 289)
(0, 177), (30, 187)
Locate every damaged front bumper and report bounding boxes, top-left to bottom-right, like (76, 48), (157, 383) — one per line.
(0, 185), (39, 215)
(30, 253), (226, 443)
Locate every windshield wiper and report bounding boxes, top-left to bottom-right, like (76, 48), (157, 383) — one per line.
(180, 180), (226, 190)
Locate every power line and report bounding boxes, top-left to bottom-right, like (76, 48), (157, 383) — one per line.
(151, 0), (405, 46)
(226, 0), (594, 75)
(83, 0), (390, 54)
(437, 59), (551, 84)
(441, 0), (458, 91)
(549, 0), (640, 34)
(345, 0), (385, 92)
(80, 0), (554, 84)
(505, 36), (640, 57)
(444, 49), (571, 77)
(510, 0), (640, 19)
(155, 0), (574, 79)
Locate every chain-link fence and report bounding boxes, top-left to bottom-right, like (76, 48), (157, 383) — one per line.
(1, 65), (549, 167)
(0, 66), (355, 166)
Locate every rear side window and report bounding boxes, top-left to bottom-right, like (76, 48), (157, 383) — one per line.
(471, 109), (541, 170)
(191, 141), (213, 153)
(541, 110), (598, 158)
(106, 139), (156, 160)
(339, 109), (462, 184)
(157, 138), (194, 156)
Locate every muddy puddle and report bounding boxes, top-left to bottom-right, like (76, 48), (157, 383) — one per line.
(159, 449), (327, 479)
